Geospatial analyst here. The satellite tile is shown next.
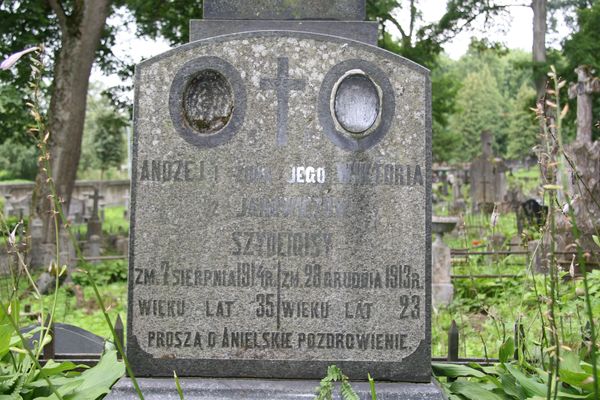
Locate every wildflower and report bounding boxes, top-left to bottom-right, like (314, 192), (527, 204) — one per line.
(471, 240), (482, 246)
(1, 47), (39, 70)
(569, 254), (576, 279)
(8, 223), (19, 247)
(490, 206), (499, 229)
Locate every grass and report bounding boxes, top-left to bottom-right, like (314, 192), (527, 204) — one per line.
(1, 265), (127, 339)
(103, 205), (129, 233)
(75, 167), (128, 182)
(0, 176), (35, 184)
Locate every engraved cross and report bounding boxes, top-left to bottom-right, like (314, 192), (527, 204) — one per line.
(260, 57), (306, 146)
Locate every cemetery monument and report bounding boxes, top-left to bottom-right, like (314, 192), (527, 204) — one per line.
(109, 0), (441, 398)
(470, 131), (507, 213)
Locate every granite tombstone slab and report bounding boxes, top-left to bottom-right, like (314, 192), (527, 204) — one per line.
(190, 20), (378, 45)
(129, 31), (431, 382)
(203, 0), (365, 20)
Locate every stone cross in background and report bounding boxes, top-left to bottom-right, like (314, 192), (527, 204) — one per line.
(549, 66), (600, 271)
(86, 188), (104, 240)
(568, 66), (600, 144)
(470, 131), (508, 213)
(88, 188), (104, 219)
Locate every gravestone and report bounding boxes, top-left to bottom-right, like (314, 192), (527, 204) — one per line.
(5, 194), (31, 218)
(110, 1), (441, 399)
(568, 66), (600, 144)
(23, 323), (105, 355)
(431, 217), (458, 307)
(68, 197), (87, 223)
(2, 193), (12, 216)
(550, 67), (600, 268)
(450, 172), (466, 214)
(85, 234), (102, 263)
(470, 131), (507, 213)
(29, 216), (54, 269)
(86, 188), (104, 240)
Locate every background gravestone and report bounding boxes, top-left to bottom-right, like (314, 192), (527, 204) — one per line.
(470, 131), (507, 213)
(111, 1), (440, 398)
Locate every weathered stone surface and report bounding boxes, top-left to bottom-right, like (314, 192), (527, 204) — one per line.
(551, 140), (600, 268)
(106, 378), (446, 400)
(129, 31), (431, 381)
(431, 217), (457, 307)
(203, 0), (366, 21)
(190, 20), (378, 45)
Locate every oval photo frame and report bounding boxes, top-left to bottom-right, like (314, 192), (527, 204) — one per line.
(169, 56), (247, 148)
(318, 59), (396, 152)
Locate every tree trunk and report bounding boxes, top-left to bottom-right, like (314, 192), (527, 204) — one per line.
(35, 0), (111, 244)
(532, 0), (547, 98)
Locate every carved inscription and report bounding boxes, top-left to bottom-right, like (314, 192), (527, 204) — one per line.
(131, 39), (428, 379)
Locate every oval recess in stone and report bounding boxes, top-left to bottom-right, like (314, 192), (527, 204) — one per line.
(334, 74), (380, 134)
(183, 69), (234, 134)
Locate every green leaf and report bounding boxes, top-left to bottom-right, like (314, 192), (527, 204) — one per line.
(543, 184), (562, 190)
(33, 350), (125, 400)
(498, 372), (526, 400)
(593, 235), (600, 249)
(448, 381), (504, 400)
(505, 364), (547, 398)
(432, 363), (486, 378)
(368, 373), (377, 400)
(499, 337), (515, 364)
(340, 382), (359, 400)
(65, 349), (125, 399)
(559, 354), (595, 392)
(35, 379), (84, 400)
(0, 324), (14, 357)
(561, 352), (585, 374)
(174, 371), (184, 400)
(40, 361), (86, 378)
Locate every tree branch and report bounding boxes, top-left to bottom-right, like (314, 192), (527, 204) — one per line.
(47, 0), (68, 34)
(409, 0), (416, 39)
(384, 13), (408, 41)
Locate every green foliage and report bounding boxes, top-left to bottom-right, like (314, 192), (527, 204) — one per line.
(174, 371), (185, 400)
(432, 55), (462, 162)
(79, 84), (129, 180)
(92, 111), (126, 178)
(71, 260), (127, 286)
(0, 137), (38, 181)
(434, 349), (600, 399)
(315, 365), (359, 400)
(433, 43), (539, 162)
(121, 0), (203, 45)
(562, 1), (600, 72)
(366, 2), (522, 163)
(0, 307), (125, 399)
(0, 84), (33, 146)
(506, 84), (538, 160)
(448, 65), (507, 160)
(367, 373), (377, 400)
